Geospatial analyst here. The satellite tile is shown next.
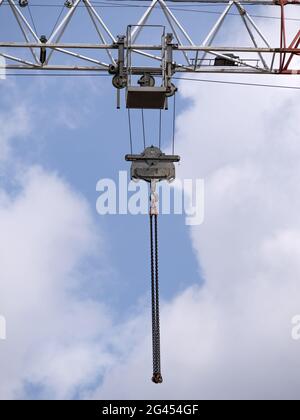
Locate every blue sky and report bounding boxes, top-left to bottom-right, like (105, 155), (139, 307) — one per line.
(1, 1), (300, 400)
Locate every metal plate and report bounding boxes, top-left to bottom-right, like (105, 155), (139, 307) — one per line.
(126, 87), (167, 109)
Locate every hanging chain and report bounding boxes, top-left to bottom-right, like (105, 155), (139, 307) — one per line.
(149, 180), (163, 384)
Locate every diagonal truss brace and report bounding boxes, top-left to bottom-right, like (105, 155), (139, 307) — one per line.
(0, 0), (299, 75)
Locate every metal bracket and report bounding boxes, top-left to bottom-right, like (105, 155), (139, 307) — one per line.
(111, 35), (127, 108)
(125, 30), (178, 109)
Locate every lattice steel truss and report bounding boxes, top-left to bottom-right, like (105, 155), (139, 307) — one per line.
(0, 0), (299, 79)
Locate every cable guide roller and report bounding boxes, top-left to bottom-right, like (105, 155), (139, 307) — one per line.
(117, 28), (177, 109)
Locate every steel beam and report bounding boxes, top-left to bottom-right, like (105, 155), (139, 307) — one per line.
(0, 0), (299, 75)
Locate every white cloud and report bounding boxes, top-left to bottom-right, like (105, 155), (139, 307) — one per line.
(0, 76), (118, 401)
(0, 165), (116, 399)
(0, 81), (123, 399)
(0, 105), (31, 164)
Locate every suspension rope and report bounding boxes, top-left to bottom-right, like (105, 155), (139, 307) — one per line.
(27, 4), (38, 36)
(159, 110), (162, 149)
(49, 5), (65, 39)
(141, 109), (146, 149)
(127, 109), (133, 154)
(172, 94), (176, 155)
(4, 2), (300, 23)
